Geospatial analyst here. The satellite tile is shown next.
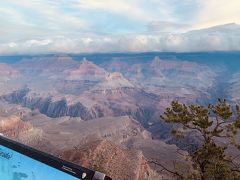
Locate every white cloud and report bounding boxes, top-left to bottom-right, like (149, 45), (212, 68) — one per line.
(0, 23), (239, 54)
(26, 39), (53, 47)
(8, 42), (18, 48)
(0, 0), (239, 54)
(147, 21), (190, 33)
(76, 0), (175, 22)
(193, 0), (240, 29)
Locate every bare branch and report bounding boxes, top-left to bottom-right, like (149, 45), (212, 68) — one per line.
(148, 160), (185, 179)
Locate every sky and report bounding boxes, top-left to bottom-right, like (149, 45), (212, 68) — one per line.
(0, 0), (240, 54)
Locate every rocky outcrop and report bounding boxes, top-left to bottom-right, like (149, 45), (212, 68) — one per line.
(228, 72), (240, 102)
(15, 55), (79, 74)
(0, 63), (20, 80)
(99, 72), (134, 89)
(59, 140), (156, 180)
(0, 63), (18, 74)
(67, 59), (108, 81)
(1, 87), (160, 127)
(1, 89), (93, 120)
(0, 115), (42, 144)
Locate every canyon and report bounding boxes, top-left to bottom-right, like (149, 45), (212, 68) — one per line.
(0, 52), (239, 179)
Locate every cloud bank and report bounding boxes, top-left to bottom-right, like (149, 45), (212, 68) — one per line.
(0, 0), (239, 54)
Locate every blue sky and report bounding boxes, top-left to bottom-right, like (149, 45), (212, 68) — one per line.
(0, 0), (239, 54)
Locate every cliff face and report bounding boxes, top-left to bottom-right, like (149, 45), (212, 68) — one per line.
(23, 114), (176, 179)
(59, 140), (160, 180)
(0, 115), (30, 135)
(0, 101), (180, 180)
(67, 59), (108, 81)
(0, 56), (221, 134)
(228, 72), (240, 102)
(0, 63), (19, 76)
(1, 54), (239, 179)
(0, 115), (43, 144)
(1, 89), (93, 120)
(1, 87), (160, 127)
(15, 56), (79, 74)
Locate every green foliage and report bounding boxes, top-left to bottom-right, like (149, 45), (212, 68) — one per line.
(161, 99), (240, 180)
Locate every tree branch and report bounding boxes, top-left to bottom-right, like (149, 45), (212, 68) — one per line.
(148, 160), (185, 179)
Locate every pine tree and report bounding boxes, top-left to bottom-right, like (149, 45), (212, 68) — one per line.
(160, 99), (240, 180)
